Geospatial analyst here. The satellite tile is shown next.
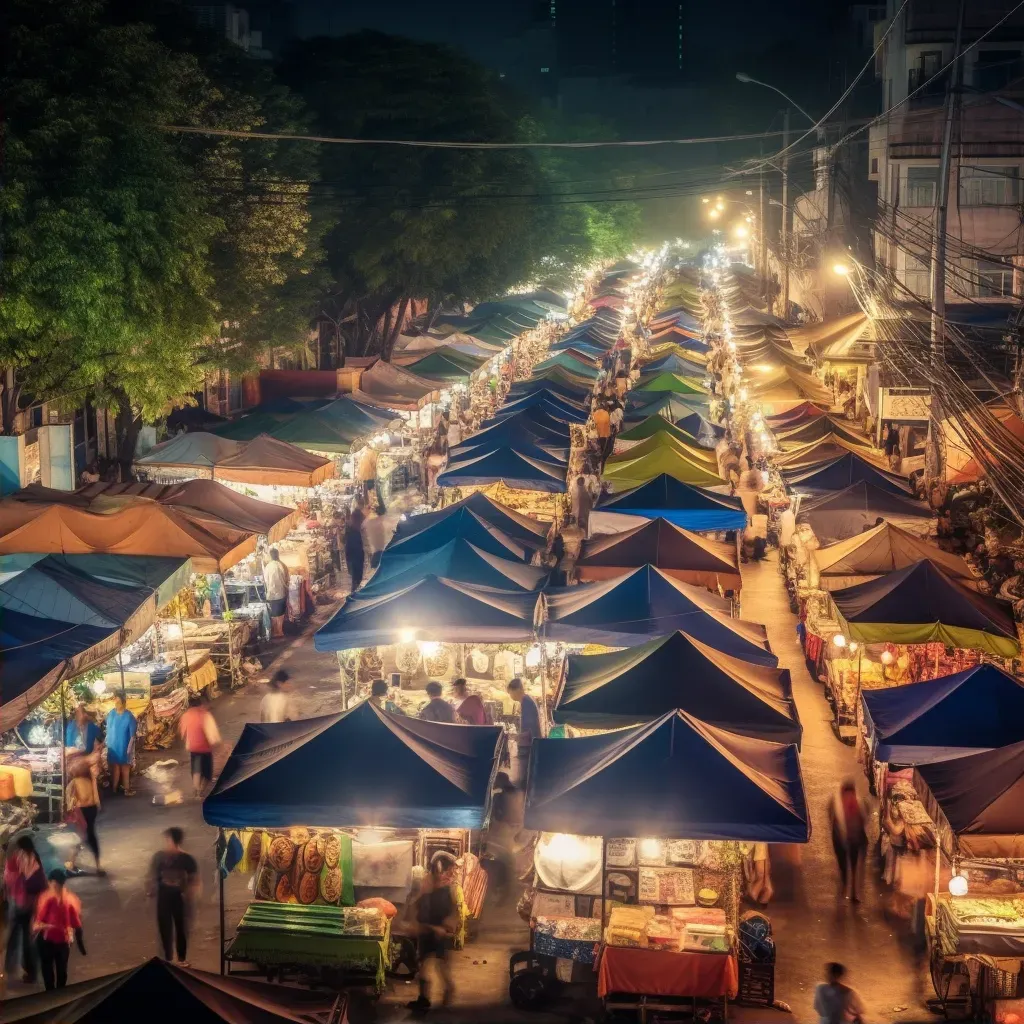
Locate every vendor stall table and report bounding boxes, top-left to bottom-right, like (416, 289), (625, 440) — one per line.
(226, 901), (391, 993)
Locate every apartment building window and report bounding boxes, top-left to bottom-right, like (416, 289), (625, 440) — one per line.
(976, 258), (1015, 298)
(975, 50), (1023, 93)
(909, 50), (946, 102)
(903, 254), (932, 299)
(226, 374), (243, 413)
(959, 165), (1021, 206)
(904, 166), (938, 207)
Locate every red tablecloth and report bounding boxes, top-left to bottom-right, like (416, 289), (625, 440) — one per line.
(597, 946), (738, 999)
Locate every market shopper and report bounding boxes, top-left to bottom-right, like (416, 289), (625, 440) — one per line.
(451, 678), (489, 725)
(507, 677), (544, 784)
(571, 474), (593, 536)
(592, 403), (613, 469)
(32, 870), (85, 990)
(263, 548), (290, 639)
(64, 705), (102, 757)
(260, 670), (295, 724)
(813, 962), (866, 1024)
(406, 851), (459, 1013)
(357, 443), (378, 503)
(370, 678), (401, 714)
(64, 759), (103, 875)
(828, 779), (869, 902)
(104, 694), (137, 797)
(419, 681), (456, 723)
(3, 836), (45, 983)
(178, 694), (221, 800)
(147, 828), (198, 966)
(344, 507), (366, 592)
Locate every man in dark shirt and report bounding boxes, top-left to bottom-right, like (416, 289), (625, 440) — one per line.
(407, 851), (458, 1012)
(418, 681), (456, 723)
(451, 678), (489, 725)
(507, 677), (544, 784)
(147, 827), (198, 965)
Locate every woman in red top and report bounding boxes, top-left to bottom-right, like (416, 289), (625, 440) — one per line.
(178, 694), (221, 800)
(828, 779), (869, 902)
(32, 869), (86, 989)
(3, 836), (46, 982)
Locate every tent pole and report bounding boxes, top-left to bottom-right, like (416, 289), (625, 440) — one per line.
(218, 573), (238, 689)
(176, 604), (194, 693)
(600, 837), (608, 930)
(59, 677), (68, 820)
(117, 642), (128, 700)
(218, 829), (227, 975)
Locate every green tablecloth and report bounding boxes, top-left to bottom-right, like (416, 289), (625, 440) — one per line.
(227, 902), (390, 992)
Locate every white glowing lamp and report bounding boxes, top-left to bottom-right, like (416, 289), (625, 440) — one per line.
(399, 628), (418, 643)
(833, 634), (847, 649)
(639, 838), (663, 861)
(949, 874), (969, 897)
(420, 641), (440, 658)
(880, 650), (894, 666)
(525, 645), (542, 669)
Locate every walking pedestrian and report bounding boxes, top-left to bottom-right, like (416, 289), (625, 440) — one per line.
(263, 548), (290, 639)
(813, 962), (866, 1024)
(147, 827), (198, 966)
(3, 837), (46, 983)
(406, 851), (459, 1013)
(32, 870), (85, 990)
(104, 693), (137, 797)
(507, 677), (544, 784)
(178, 694), (221, 799)
(64, 759), (103, 875)
(592, 404), (612, 469)
(828, 779), (868, 902)
(344, 507), (366, 592)
(571, 474), (593, 536)
(260, 670), (295, 723)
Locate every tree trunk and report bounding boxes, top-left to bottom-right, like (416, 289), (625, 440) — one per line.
(377, 307), (393, 357)
(1, 367), (22, 436)
(383, 296), (410, 362)
(112, 390), (141, 483)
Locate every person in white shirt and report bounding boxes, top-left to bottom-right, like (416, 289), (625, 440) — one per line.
(263, 548), (290, 639)
(260, 670), (295, 723)
(813, 962), (866, 1024)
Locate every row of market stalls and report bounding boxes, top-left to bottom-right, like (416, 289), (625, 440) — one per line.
(188, 259), (812, 1014)
(711, 257), (1024, 1017)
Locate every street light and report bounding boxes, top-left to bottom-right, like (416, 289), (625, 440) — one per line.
(734, 225), (749, 238)
(734, 72), (818, 128)
(832, 262), (851, 276)
(708, 208), (720, 219)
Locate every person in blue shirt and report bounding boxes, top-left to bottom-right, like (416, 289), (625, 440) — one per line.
(104, 694), (137, 796)
(507, 677), (545, 785)
(64, 705), (102, 757)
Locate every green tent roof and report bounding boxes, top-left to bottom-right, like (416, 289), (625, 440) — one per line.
(636, 371), (707, 395)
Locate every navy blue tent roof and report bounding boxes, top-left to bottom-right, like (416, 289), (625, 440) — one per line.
(796, 481), (932, 544)
(641, 352), (708, 378)
(363, 538), (550, 597)
(451, 434), (570, 465)
(863, 665), (1024, 764)
(314, 575), (538, 651)
(543, 565), (775, 663)
(386, 512), (535, 562)
(676, 413), (726, 447)
(554, 631), (799, 743)
(0, 610), (116, 733)
(493, 392), (588, 423)
(597, 474), (748, 532)
(204, 700), (503, 829)
(489, 404), (584, 435)
(783, 452), (913, 496)
(388, 491), (548, 551)
(437, 445), (567, 493)
(504, 383), (591, 411)
(524, 710), (808, 842)
(449, 413), (569, 456)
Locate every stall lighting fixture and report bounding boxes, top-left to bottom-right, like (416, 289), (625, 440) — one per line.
(93, 680), (107, 695)
(708, 208), (720, 220)
(734, 225), (749, 239)
(832, 634), (847, 648)
(832, 263), (851, 276)
(399, 628), (418, 643)
(948, 874), (969, 897)
(420, 641), (441, 658)
(880, 650), (894, 666)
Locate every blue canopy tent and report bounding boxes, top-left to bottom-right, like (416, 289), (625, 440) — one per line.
(505, 380), (592, 407)
(387, 491), (548, 552)
(363, 538), (550, 597)
(676, 413), (726, 448)
(0, 610), (119, 733)
(489, 404), (585, 436)
(553, 631), (800, 744)
(639, 351), (708, 379)
(533, 353), (602, 379)
(862, 665), (1024, 764)
(625, 393), (711, 423)
(782, 452), (913, 497)
(205, 700), (503, 830)
(437, 446), (568, 493)
(796, 481), (932, 544)
(524, 710), (809, 842)
(596, 475), (748, 532)
(543, 565), (775, 663)
(448, 412), (569, 457)
(314, 575), (539, 651)
(493, 391), (589, 423)
(450, 431), (570, 465)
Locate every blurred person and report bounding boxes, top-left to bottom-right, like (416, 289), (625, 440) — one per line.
(344, 507), (366, 592)
(571, 474), (593, 536)
(406, 852), (459, 1012)
(357, 443), (378, 502)
(813, 962), (866, 1024)
(64, 759), (103, 875)
(370, 678), (401, 714)
(147, 827), (198, 966)
(104, 693), (137, 796)
(507, 677), (544, 783)
(828, 779), (868, 902)
(451, 678), (488, 725)
(4, 836), (45, 983)
(419, 681), (456, 723)
(263, 548), (290, 639)
(64, 705), (102, 758)
(592, 404), (612, 468)
(260, 670), (295, 724)
(178, 694), (221, 800)
(32, 870), (85, 990)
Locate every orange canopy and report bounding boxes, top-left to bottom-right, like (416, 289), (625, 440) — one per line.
(0, 501), (258, 573)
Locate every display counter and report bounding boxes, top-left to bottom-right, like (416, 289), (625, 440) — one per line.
(597, 945), (738, 1000)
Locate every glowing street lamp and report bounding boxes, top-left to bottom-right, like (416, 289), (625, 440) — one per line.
(734, 225), (749, 239)
(708, 208), (720, 219)
(832, 262), (851, 276)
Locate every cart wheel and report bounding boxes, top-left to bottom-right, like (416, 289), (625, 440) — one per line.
(509, 968), (550, 1010)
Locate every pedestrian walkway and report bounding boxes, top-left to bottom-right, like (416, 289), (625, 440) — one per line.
(737, 553), (928, 1023)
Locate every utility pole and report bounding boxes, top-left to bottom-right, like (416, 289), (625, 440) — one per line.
(780, 107), (791, 319)
(759, 145), (768, 293)
(926, 0), (966, 482)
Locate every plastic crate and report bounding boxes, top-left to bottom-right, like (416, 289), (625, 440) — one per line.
(738, 961), (775, 1006)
